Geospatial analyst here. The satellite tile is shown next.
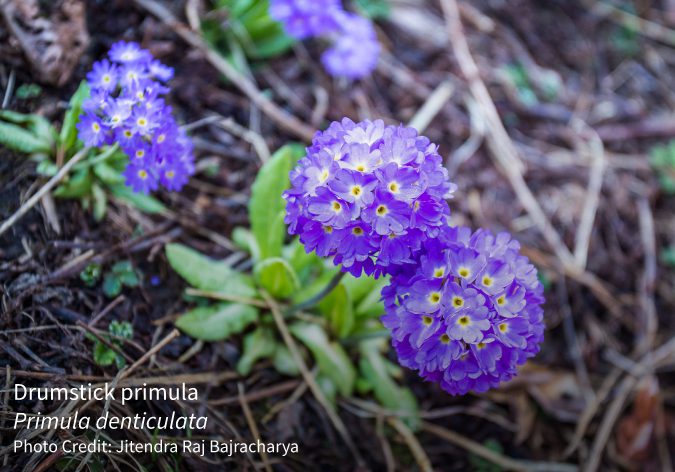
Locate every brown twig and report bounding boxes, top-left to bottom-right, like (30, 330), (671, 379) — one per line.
(0, 147), (89, 238)
(440, 0), (575, 269)
(261, 291), (365, 467)
(133, 0), (315, 142)
(422, 421), (578, 472)
(238, 382), (273, 472)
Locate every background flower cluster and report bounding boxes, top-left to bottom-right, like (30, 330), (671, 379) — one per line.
(269, 0), (380, 79)
(77, 41), (194, 193)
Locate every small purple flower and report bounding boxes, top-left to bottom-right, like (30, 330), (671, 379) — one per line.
(376, 163), (424, 202)
(86, 59), (119, 92)
(123, 163), (158, 194)
(76, 113), (108, 147)
(329, 169), (377, 208)
(148, 59), (174, 82)
(362, 191), (411, 235)
(447, 307), (490, 344)
(109, 41), (151, 64)
(381, 226), (546, 396)
(307, 186), (356, 227)
(284, 119), (454, 277)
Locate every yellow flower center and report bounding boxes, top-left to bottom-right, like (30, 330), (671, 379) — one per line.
(324, 226), (333, 233)
(422, 316), (433, 326)
(388, 182), (399, 193)
(496, 295), (506, 306)
(498, 323), (508, 333)
(376, 205), (388, 216)
(476, 342), (486, 349)
(92, 122), (101, 132)
(137, 169), (148, 180)
(350, 185), (362, 196)
(457, 316), (470, 327)
(428, 292), (441, 304)
(355, 164), (366, 172)
(433, 268), (445, 278)
(440, 334), (451, 344)
(137, 118), (148, 127)
(331, 202), (342, 212)
(452, 296), (464, 308)
(482, 275), (494, 287)
(102, 74), (111, 83)
(320, 170), (329, 182)
(157, 134), (166, 143)
(352, 227), (364, 236)
(458, 267), (470, 278)
(124, 130), (133, 138)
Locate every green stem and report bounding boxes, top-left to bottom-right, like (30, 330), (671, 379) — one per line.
(286, 270), (346, 314)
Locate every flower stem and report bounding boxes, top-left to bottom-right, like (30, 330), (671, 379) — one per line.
(287, 270), (346, 314)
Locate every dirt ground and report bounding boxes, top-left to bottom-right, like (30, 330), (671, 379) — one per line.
(1, 0), (674, 470)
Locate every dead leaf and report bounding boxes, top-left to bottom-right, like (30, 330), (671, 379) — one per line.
(616, 376), (659, 463)
(0, 0), (89, 86)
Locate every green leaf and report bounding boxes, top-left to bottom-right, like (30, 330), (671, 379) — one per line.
(272, 345), (300, 376)
(176, 302), (258, 342)
(249, 144), (304, 260)
(0, 110), (55, 144)
(109, 184), (167, 214)
(289, 322), (356, 396)
(291, 269), (339, 306)
(355, 277), (388, 318)
(318, 283), (354, 338)
(80, 263), (102, 287)
(36, 160), (58, 177)
(254, 257), (300, 299)
(232, 226), (261, 261)
(0, 121), (52, 154)
(359, 339), (419, 430)
(59, 81), (90, 151)
(93, 342), (117, 366)
(661, 247), (675, 267)
(53, 168), (92, 198)
(285, 237), (324, 280)
(236, 326), (276, 375)
(316, 374), (337, 407)
(102, 274), (122, 298)
(165, 243), (256, 297)
(118, 269), (140, 287)
(342, 273), (380, 305)
(15, 83), (42, 99)
(92, 184), (107, 222)
(354, 0), (391, 19)
(94, 162), (125, 185)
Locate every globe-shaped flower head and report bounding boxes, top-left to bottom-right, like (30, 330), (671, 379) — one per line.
(284, 118), (457, 277)
(77, 41), (194, 194)
(381, 226), (545, 395)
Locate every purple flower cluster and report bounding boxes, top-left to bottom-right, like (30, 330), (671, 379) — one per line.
(284, 118), (456, 277)
(269, 0), (380, 79)
(77, 41), (194, 193)
(381, 226), (545, 395)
